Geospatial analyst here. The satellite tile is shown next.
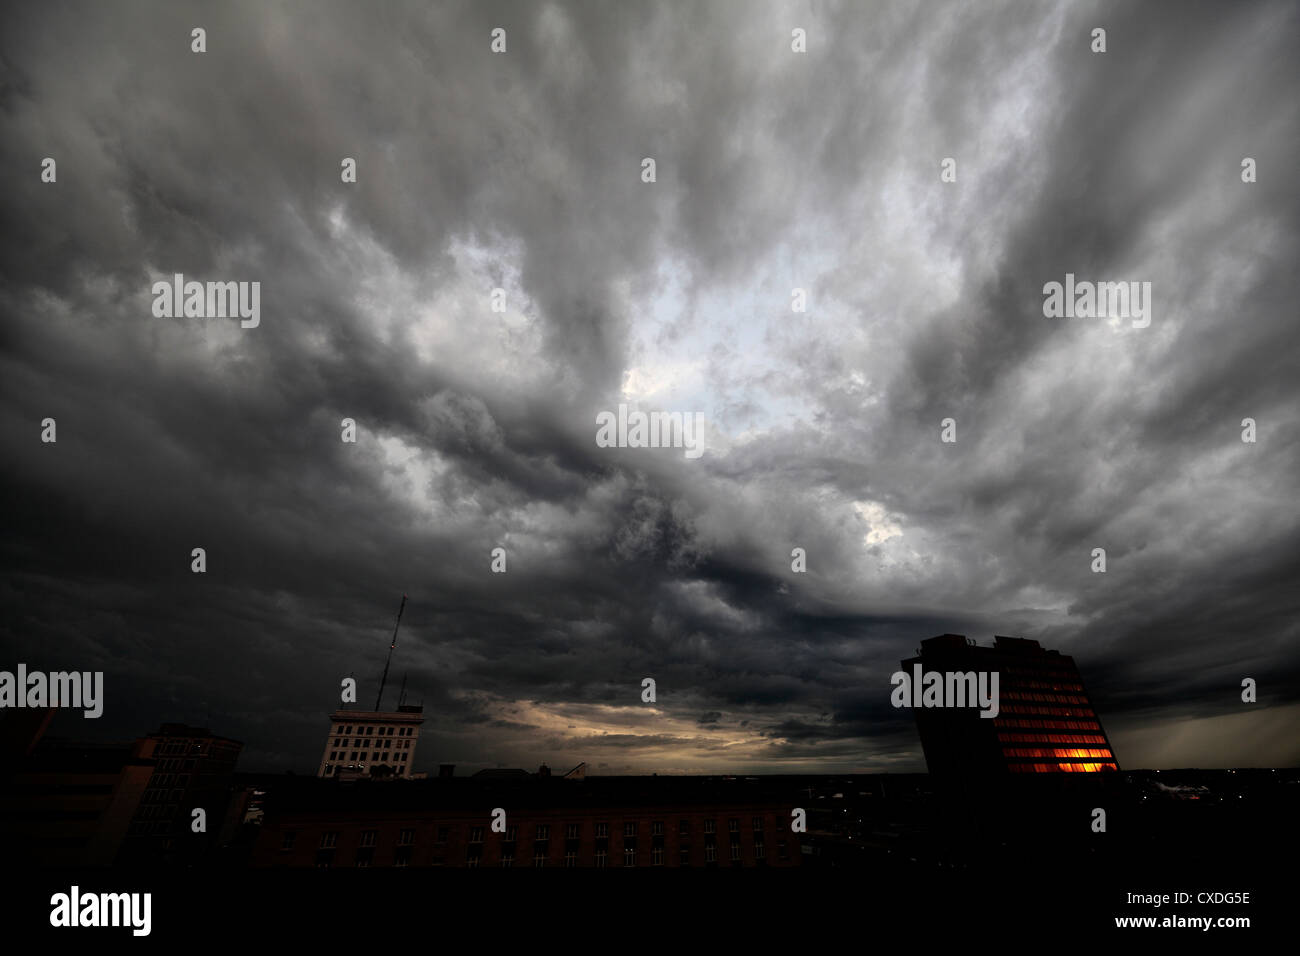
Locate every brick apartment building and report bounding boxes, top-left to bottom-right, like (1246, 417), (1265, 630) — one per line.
(252, 775), (802, 868)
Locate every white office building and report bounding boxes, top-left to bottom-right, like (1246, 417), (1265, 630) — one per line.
(317, 705), (424, 778)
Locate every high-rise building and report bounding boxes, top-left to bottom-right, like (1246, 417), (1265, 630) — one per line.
(902, 634), (1119, 776)
(318, 596), (426, 779)
(1, 719), (242, 866)
(119, 723), (244, 863)
(317, 705), (424, 778)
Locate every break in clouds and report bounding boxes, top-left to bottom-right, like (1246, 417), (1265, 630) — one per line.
(2, 0), (1298, 774)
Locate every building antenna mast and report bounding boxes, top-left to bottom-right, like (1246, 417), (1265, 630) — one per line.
(375, 594), (407, 711)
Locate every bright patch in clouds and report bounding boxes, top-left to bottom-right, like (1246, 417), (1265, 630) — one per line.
(853, 501), (904, 545)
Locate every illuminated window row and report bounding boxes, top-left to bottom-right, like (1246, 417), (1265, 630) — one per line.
(1002, 748), (1113, 759)
(999, 704), (1096, 718)
(993, 718), (1102, 731)
(1002, 692), (1088, 705)
(997, 733), (1108, 745)
(1004, 680), (1084, 693)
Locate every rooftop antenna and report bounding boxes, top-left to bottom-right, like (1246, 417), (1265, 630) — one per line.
(398, 672), (408, 709)
(375, 594), (407, 712)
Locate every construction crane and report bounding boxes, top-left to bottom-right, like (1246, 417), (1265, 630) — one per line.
(374, 594), (407, 711)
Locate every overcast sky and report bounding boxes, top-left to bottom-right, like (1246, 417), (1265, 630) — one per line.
(2, 0), (1297, 774)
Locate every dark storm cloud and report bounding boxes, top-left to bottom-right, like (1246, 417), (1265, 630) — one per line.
(2, 0), (1297, 773)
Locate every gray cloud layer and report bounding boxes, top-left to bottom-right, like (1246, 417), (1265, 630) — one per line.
(3, 0), (1297, 772)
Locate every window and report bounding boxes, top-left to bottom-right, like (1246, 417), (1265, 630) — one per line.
(436, 827), (449, 844)
(624, 822), (637, 838)
(566, 823), (580, 840)
(564, 850), (577, 867)
(281, 831), (297, 850)
(651, 821), (663, 836)
(594, 849), (607, 868)
(355, 847), (374, 867)
(705, 845), (716, 863)
(623, 847), (636, 867)
(320, 831), (338, 849)
(730, 843), (741, 861)
(679, 819), (690, 836)
(728, 818), (739, 833)
(652, 847), (664, 866)
(315, 849), (335, 868)
(397, 830), (414, 848)
(595, 822), (608, 838)
(501, 851), (514, 868)
(754, 841), (765, 860)
(535, 824), (550, 840)
(704, 819), (716, 834)
(469, 827), (484, 843)
(506, 826), (518, 841)
(329, 751), (337, 760)
(360, 830), (378, 847)
(778, 841), (788, 861)
(752, 816), (764, 831)
(679, 846), (690, 866)
(345, 725), (352, 734)
(394, 846), (412, 867)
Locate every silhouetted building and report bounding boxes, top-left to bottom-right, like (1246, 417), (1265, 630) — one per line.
(902, 634), (1118, 776)
(0, 705), (56, 759)
(0, 720), (242, 866)
(251, 775), (800, 868)
(117, 723), (244, 864)
(318, 705), (424, 778)
(0, 738), (154, 866)
(472, 767), (531, 779)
